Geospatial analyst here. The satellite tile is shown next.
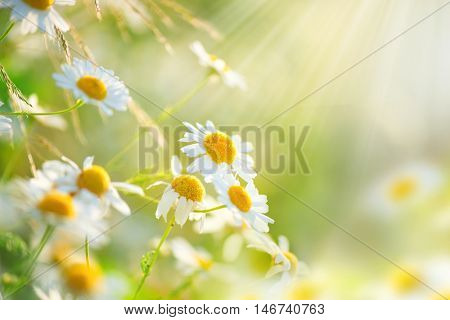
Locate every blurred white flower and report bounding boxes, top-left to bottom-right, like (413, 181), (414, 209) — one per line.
(170, 237), (213, 274)
(13, 94), (67, 130)
(150, 156), (205, 226)
(0, 116), (13, 139)
(371, 258), (450, 300)
(36, 254), (128, 299)
(33, 287), (64, 300)
(12, 171), (107, 241)
(369, 162), (442, 215)
(214, 174), (272, 233)
(246, 231), (303, 284)
(0, 0), (75, 36)
(180, 121), (255, 182)
(284, 278), (322, 300)
(41, 156), (144, 215)
(0, 100), (13, 140)
(53, 58), (130, 116)
(190, 41), (247, 90)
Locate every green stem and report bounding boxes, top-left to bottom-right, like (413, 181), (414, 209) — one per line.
(157, 75), (210, 122)
(133, 215), (176, 299)
(0, 100), (84, 116)
(24, 224), (55, 278)
(85, 236), (90, 269)
(0, 21), (15, 42)
(194, 205), (226, 213)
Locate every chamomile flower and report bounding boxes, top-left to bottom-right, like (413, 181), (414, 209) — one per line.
(42, 156), (144, 215)
(150, 156), (205, 226)
(34, 287), (64, 300)
(370, 258), (450, 299)
(246, 231), (301, 283)
(369, 162), (442, 215)
(13, 171), (106, 241)
(170, 237), (213, 274)
(180, 121), (256, 182)
(53, 58), (130, 116)
(0, 0), (75, 36)
(62, 260), (103, 296)
(214, 174), (272, 233)
(13, 94), (67, 130)
(190, 41), (247, 90)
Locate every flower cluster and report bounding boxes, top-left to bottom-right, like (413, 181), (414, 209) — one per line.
(12, 156), (143, 244)
(146, 120), (302, 291)
(0, 1), (302, 300)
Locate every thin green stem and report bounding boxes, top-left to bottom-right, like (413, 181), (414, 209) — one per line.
(194, 205), (226, 213)
(24, 224), (55, 278)
(0, 100), (84, 116)
(157, 75), (210, 122)
(0, 21), (15, 42)
(85, 236), (90, 269)
(133, 215), (176, 299)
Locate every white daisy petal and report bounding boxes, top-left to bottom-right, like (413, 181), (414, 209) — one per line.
(112, 182), (144, 196)
(156, 188), (178, 221)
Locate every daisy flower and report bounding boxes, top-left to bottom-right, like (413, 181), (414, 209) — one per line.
(13, 171), (106, 241)
(34, 287), (64, 300)
(150, 156), (205, 226)
(190, 41), (247, 90)
(36, 254), (128, 299)
(180, 121), (256, 182)
(170, 237), (213, 274)
(369, 162), (442, 216)
(0, 0), (75, 36)
(366, 258), (450, 300)
(13, 94), (67, 130)
(53, 58), (130, 116)
(246, 232), (301, 282)
(285, 279), (322, 300)
(214, 174), (272, 233)
(41, 156), (144, 215)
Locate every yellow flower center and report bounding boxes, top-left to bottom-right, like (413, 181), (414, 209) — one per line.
(390, 269), (420, 293)
(63, 262), (102, 295)
(171, 175), (205, 202)
(287, 281), (319, 300)
(77, 165), (111, 197)
(203, 132), (236, 164)
(23, 0), (54, 10)
(209, 54), (218, 61)
(51, 242), (73, 263)
(195, 255), (213, 271)
(389, 177), (417, 202)
(37, 191), (76, 219)
(283, 251), (299, 277)
(228, 185), (252, 212)
(76, 76), (107, 101)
